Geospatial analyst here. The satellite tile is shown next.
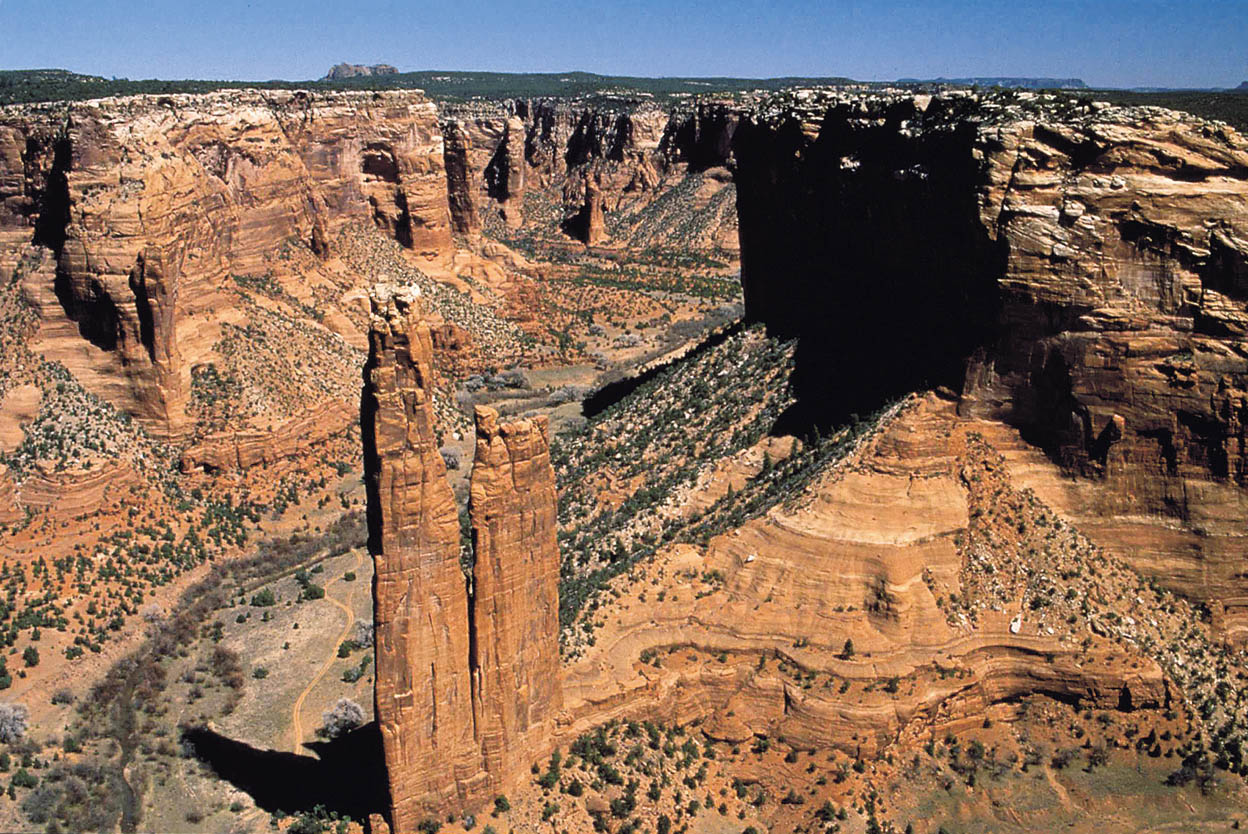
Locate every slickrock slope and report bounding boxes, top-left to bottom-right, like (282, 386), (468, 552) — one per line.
(734, 91), (1248, 634)
(0, 89), (454, 438)
(469, 406), (562, 788)
(364, 284), (481, 826)
(561, 394), (1168, 755)
(365, 290), (562, 829)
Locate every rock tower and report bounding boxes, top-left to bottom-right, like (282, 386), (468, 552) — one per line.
(363, 284), (561, 832)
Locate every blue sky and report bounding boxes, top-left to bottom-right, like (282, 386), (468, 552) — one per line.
(2, 0), (1245, 88)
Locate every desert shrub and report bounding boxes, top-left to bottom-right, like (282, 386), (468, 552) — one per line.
(212, 646), (245, 689)
(50, 689), (74, 706)
(22, 646), (38, 667)
(20, 781), (58, 822)
(440, 447), (462, 470)
(319, 698), (364, 739)
(250, 589), (276, 607)
(0, 702), (29, 743)
(353, 621), (375, 648)
(342, 655), (372, 683)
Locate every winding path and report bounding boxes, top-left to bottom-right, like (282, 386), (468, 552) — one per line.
(290, 549), (364, 753)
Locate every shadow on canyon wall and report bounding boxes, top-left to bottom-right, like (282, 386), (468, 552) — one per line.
(733, 99), (1007, 435)
(182, 723), (389, 822)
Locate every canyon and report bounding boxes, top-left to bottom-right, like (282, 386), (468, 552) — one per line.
(0, 80), (1247, 834)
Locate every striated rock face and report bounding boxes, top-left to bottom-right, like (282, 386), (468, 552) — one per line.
(734, 92), (1248, 634)
(179, 399), (357, 473)
(562, 394), (1169, 755)
(469, 406), (562, 785)
(0, 89), (454, 438)
(0, 468), (21, 525)
(482, 116), (527, 228)
(364, 284), (481, 827)
(447, 99), (738, 252)
(365, 291), (562, 828)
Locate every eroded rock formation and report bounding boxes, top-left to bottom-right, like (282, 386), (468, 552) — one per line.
(364, 284), (481, 826)
(446, 99), (738, 252)
(469, 406), (562, 781)
(0, 89), (454, 438)
(365, 289), (561, 829)
(733, 91), (1248, 635)
(561, 394), (1169, 756)
(561, 175), (607, 245)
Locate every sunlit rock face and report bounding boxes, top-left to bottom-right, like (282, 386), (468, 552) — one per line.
(364, 288), (561, 830)
(733, 91), (1248, 634)
(0, 89), (454, 440)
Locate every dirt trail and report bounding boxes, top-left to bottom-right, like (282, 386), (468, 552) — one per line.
(1043, 764), (1076, 813)
(290, 549), (364, 753)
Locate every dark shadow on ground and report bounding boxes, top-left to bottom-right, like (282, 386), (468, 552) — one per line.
(181, 722), (389, 822)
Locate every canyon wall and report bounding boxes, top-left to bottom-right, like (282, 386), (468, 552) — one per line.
(733, 91), (1248, 632)
(562, 394), (1170, 756)
(364, 287), (561, 830)
(0, 89), (454, 439)
(443, 99), (739, 253)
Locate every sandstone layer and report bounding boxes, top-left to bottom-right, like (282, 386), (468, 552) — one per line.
(180, 399), (357, 473)
(561, 395), (1168, 756)
(364, 284), (480, 827)
(0, 89), (455, 439)
(733, 91), (1248, 634)
(443, 99), (740, 254)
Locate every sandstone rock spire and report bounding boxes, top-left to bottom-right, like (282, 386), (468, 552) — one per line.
(468, 406), (562, 784)
(365, 289), (562, 831)
(363, 284), (481, 830)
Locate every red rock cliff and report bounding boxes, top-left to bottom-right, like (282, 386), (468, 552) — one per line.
(732, 91), (1248, 636)
(0, 89), (455, 439)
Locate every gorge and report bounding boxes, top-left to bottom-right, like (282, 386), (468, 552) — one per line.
(0, 80), (1247, 833)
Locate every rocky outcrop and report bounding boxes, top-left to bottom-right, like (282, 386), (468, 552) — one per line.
(365, 289), (562, 829)
(733, 91), (1248, 632)
(483, 116), (526, 228)
(469, 406), (561, 785)
(0, 89), (455, 438)
(447, 99), (737, 252)
(561, 176), (607, 245)
(16, 457), (140, 518)
(561, 394), (1170, 755)
(179, 399), (357, 473)
(324, 63), (399, 80)
(0, 468), (21, 525)
(441, 120), (480, 236)
(364, 284), (481, 827)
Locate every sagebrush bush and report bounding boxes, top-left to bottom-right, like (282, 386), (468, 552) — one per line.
(319, 698), (364, 739)
(0, 702), (29, 743)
